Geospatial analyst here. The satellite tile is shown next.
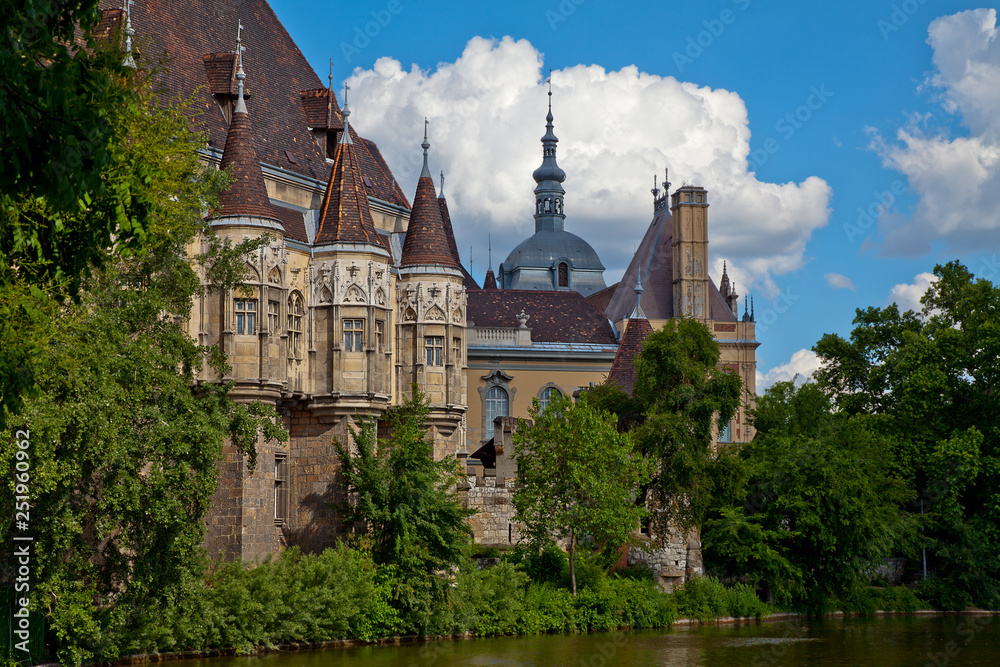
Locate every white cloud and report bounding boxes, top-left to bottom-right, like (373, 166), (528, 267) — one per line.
(756, 349), (822, 390)
(824, 272), (856, 291)
(888, 271), (938, 313)
(868, 9), (1000, 256)
(347, 36), (831, 293)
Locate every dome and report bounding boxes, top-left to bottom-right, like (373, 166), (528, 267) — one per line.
(502, 229), (606, 271)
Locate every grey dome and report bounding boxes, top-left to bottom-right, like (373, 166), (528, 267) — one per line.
(503, 230), (605, 271)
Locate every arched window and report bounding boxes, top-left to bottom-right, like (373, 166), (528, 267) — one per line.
(484, 386), (509, 441)
(287, 293), (304, 357)
(558, 262), (569, 288)
(539, 386), (561, 413)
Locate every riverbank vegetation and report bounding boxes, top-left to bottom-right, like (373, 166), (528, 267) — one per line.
(3, 5), (998, 665)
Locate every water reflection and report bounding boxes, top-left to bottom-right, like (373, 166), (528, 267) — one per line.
(171, 615), (997, 667)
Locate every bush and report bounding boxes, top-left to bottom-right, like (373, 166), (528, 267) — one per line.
(918, 577), (973, 611)
(126, 544), (401, 653)
(726, 582), (769, 619)
(673, 576), (731, 621)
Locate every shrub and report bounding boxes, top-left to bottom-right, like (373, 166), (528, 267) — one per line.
(672, 576), (731, 621)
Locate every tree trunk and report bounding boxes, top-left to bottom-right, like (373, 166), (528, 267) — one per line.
(569, 528), (577, 597)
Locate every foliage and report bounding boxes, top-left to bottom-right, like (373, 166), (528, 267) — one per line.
(589, 318), (744, 535)
(813, 261), (1000, 609)
(0, 59), (284, 666)
(703, 381), (913, 614)
(838, 586), (927, 615)
(333, 388), (474, 633)
(512, 393), (653, 595)
(126, 545), (400, 654)
(672, 576), (770, 621)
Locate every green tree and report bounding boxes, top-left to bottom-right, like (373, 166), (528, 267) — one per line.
(334, 388), (474, 631)
(589, 318), (744, 535)
(512, 393), (653, 596)
(813, 261), (1000, 608)
(703, 381), (912, 612)
(0, 63), (285, 665)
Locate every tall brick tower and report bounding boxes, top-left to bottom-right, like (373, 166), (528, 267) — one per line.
(397, 121), (468, 459)
(671, 185), (711, 321)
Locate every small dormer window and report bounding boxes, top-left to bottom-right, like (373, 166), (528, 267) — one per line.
(558, 262), (568, 288)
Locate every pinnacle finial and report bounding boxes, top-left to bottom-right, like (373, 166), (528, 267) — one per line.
(328, 58), (334, 90)
(122, 0), (136, 68)
(419, 117), (431, 178)
(488, 233), (492, 271)
(545, 69), (554, 123)
(630, 274), (646, 319)
(234, 20), (247, 114)
(439, 170), (445, 198)
(339, 84), (352, 145)
(751, 295), (755, 321)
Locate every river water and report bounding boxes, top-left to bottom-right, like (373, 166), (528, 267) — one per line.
(171, 615), (997, 667)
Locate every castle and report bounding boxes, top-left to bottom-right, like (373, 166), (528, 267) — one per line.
(103, 0), (758, 588)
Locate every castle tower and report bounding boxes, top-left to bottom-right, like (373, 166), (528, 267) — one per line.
(204, 22), (287, 406)
(498, 89), (606, 295)
(200, 23), (290, 562)
(397, 121), (468, 458)
(308, 88), (395, 422)
(671, 185), (710, 320)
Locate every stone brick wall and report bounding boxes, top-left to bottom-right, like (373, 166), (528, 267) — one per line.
(627, 527), (703, 592)
(286, 410), (349, 554)
(463, 475), (521, 548)
(204, 444), (245, 561)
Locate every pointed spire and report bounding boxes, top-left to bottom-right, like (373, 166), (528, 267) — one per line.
(630, 276), (646, 320)
(212, 21), (280, 230)
(435, 171), (475, 286)
(339, 84), (352, 145)
(531, 77), (567, 233)
(419, 117), (431, 178)
(233, 20), (248, 114)
(122, 0), (136, 68)
(314, 87), (381, 248)
(402, 126), (460, 269)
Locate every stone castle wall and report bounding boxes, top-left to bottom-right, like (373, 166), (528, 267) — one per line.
(463, 475), (521, 548)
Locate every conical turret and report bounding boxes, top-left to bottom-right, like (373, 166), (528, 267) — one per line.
(314, 87), (384, 248)
(400, 121), (461, 269)
(212, 22), (282, 232)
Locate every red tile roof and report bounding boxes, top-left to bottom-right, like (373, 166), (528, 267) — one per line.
(356, 136), (410, 208)
(606, 318), (653, 394)
(586, 283), (618, 314)
(468, 290), (617, 345)
(101, 0), (409, 210)
(271, 204), (309, 243)
(216, 109), (281, 223)
(314, 135), (382, 246)
(401, 175), (460, 268)
(483, 270), (498, 290)
(299, 88), (343, 131)
(438, 196), (479, 289)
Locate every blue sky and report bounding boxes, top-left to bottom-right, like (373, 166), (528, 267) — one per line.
(269, 0), (1000, 386)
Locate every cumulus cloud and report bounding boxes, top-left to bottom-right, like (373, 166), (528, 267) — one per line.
(824, 272), (856, 291)
(868, 9), (1000, 256)
(888, 271), (938, 313)
(756, 349), (822, 390)
(347, 36), (831, 292)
